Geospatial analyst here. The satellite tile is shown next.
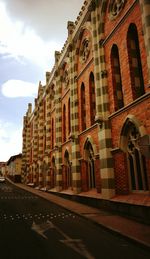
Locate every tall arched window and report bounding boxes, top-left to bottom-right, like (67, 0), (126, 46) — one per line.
(50, 85), (55, 109)
(43, 126), (46, 152)
(63, 104), (66, 142)
(111, 44), (124, 111)
(51, 118), (54, 149)
(127, 24), (144, 100)
(43, 99), (46, 121)
(81, 83), (86, 131)
(89, 72), (96, 125)
(68, 98), (71, 136)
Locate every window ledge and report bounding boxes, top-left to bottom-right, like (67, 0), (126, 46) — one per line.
(109, 92), (150, 119)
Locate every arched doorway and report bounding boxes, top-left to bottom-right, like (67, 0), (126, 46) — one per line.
(42, 161), (48, 188)
(84, 140), (96, 189)
(64, 150), (72, 189)
(51, 157), (56, 188)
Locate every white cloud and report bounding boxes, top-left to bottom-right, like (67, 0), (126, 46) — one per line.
(0, 121), (22, 161)
(1, 79), (38, 98)
(0, 2), (62, 71)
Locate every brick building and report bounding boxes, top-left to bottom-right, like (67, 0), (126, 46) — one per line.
(22, 0), (150, 202)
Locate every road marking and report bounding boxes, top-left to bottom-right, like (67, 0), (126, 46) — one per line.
(31, 221), (51, 239)
(0, 212), (76, 223)
(31, 220), (95, 258)
(50, 221), (95, 259)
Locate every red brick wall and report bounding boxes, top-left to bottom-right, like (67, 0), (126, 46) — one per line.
(47, 1), (150, 195)
(111, 100), (150, 149)
(81, 160), (88, 192)
(79, 126), (99, 155)
(62, 142), (72, 164)
(104, 1), (150, 193)
(105, 2), (149, 114)
(78, 62), (94, 131)
(77, 27), (94, 132)
(113, 151), (129, 194)
(104, 0), (136, 35)
(79, 126), (101, 192)
(77, 29), (93, 73)
(61, 91), (70, 143)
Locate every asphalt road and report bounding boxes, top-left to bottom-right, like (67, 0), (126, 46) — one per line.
(0, 180), (149, 259)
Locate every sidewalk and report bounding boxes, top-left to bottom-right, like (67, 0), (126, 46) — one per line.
(10, 181), (150, 250)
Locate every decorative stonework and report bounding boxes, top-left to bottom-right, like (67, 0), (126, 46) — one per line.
(109, 0), (126, 20)
(63, 70), (69, 87)
(127, 124), (140, 154)
(80, 38), (91, 63)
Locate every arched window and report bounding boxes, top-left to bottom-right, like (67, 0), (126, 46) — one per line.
(51, 118), (54, 149)
(81, 83), (86, 131)
(68, 98), (71, 135)
(127, 24), (144, 100)
(111, 44), (124, 110)
(89, 72), (96, 125)
(63, 104), (66, 142)
(124, 121), (148, 191)
(43, 126), (46, 152)
(50, 85), (55, 109)
(43, 99), (46, 121)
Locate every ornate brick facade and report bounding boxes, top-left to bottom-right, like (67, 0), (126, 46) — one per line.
(22, 0), (150, 200)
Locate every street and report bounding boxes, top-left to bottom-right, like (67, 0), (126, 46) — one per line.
(0, 181), (149, 259)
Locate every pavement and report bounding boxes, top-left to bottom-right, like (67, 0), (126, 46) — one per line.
(7, 180), (150, 251)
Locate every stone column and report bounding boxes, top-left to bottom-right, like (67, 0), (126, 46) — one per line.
(38, 84), (44, 187)
(70, 42), (81, 194)
(55, 51), (63, 191)
(26, 103), (32, 184)
(90, 0), (115, 198)
(33, 99), (38, 176)
(45, 85), (51, 188)
(139, 0), (150, 86)
(22, 115), (27, 183)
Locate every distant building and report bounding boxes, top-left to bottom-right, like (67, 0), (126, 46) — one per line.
(22, 0), (150, 201)
(7, 153), (22, 183)
(0, 162), (7, 177)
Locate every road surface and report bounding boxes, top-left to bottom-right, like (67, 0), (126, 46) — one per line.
(0, 180), (149, 259)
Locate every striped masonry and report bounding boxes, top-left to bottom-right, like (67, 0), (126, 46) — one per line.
(139, 0), (150, 85)
(91, 0), (115, 198)
(55, 65), (62, 191)
(70, 42), (81, 193)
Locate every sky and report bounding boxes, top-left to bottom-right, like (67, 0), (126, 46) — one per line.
(0, 0), (82, 162)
